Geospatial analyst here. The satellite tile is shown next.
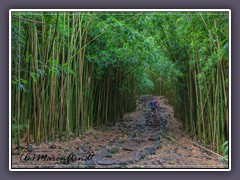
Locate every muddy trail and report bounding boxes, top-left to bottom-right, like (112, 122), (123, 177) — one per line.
(12, 96), (227, 169)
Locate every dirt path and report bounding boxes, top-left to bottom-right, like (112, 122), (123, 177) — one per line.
(12, 96), (226, 169)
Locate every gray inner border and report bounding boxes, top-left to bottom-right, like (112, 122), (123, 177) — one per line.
(1, 0), (239, 179)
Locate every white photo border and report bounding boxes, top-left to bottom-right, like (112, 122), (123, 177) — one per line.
(9, 9), (231, 171)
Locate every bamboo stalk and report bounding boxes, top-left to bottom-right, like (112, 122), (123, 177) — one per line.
(17, 15), (21, 152)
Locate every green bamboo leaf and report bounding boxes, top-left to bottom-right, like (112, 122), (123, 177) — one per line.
(30, 73), (37, 83)
(18, 82), (26, 91)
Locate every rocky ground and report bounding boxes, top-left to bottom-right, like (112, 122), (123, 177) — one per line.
(12, 96), (227, 169)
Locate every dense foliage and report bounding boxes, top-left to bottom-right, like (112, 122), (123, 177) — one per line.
(11, 11), (229, 154)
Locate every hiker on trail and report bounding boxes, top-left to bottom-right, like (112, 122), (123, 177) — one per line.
(154, 97), (158, 108)
(153, 97), (159, 115)
(149, 98), (158, 117)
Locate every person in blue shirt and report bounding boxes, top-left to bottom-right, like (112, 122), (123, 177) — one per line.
(149, 98), (158, 117)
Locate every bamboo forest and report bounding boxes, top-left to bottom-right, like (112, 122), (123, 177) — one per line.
(11, 11), (229, 169)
